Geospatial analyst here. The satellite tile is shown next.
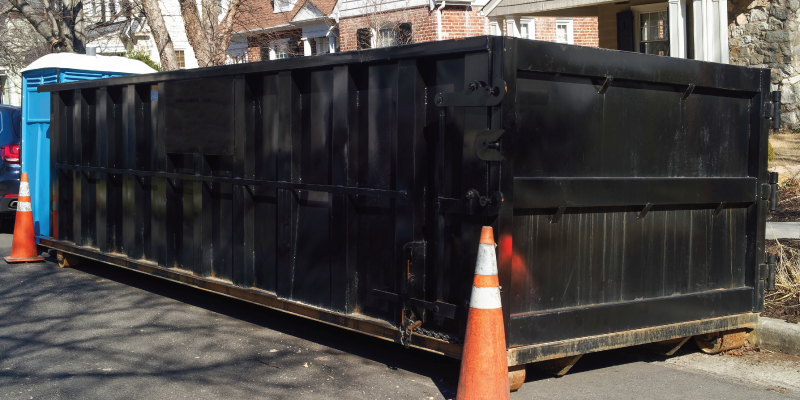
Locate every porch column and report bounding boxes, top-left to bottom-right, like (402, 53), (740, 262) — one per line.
(505, 15), (521, 37)
(668, 0), (687, 58)
(497, 16), (507, 35)
(302, 38), (312, 56)
(717, 0), (729, 63)
(692, 0), (706, 61)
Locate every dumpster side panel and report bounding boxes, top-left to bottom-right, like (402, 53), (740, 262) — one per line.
(45, 43), (499, 339)
(507, 40), (768, 346)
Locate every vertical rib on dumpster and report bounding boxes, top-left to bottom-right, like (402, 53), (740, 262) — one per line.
(232, 75), (255, 287)
(95, 87), (109, 253)
(331, 65), (357, 314)
(71, 90), (83, 246)
(276, 70), (298, 299)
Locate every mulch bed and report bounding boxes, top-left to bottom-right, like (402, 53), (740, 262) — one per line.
(764, 239), (800, 324)
(762, 294), (800, 324)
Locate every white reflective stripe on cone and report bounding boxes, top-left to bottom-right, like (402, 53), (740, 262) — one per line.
(469, 286), (502, 309)
(474, 243), (498, 276)
(17, 202), (31, 212)
(18, 182), (30, 197)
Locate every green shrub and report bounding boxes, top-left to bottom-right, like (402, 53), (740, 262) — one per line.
(126, 49), (162, 72)
(769, 140), (776, 162)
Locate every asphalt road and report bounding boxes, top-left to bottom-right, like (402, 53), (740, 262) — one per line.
(1, 223), (799, 399)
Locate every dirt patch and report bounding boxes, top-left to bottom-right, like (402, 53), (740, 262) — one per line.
(720, 339), (760, 356)
(769, 133), (800, 221)
(764, 239), (800, 323)
(767, 177), (800, 221)
(770, 133), (800, 168)
(761, 294), (800, 323)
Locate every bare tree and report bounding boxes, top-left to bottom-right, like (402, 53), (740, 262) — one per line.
(2, 0), (89, 53)
(138, 0), (177, 69)
(176, 0), (241, 66)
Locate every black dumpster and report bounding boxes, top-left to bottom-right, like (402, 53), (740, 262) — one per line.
(38, 36), (776, 385)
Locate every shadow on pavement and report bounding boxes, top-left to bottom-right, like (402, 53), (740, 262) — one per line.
(0, 215), (14, 234)
(69, 259), (462, 398)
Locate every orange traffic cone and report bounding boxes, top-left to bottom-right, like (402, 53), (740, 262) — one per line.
(4, 173), (44, 263)
(456, 226), (510, 400)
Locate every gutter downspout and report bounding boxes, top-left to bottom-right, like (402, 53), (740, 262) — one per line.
(436, 0), (446, 41)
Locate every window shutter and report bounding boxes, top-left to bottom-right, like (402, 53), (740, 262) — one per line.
(357, 28), (372, 49)
(398, 23), (412, 45)
(617, 10), (634, 52)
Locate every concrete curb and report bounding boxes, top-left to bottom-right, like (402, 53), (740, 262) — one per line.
(751, 316), (800, 357)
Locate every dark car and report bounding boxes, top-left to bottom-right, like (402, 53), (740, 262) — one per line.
(0, 105), (21, 216)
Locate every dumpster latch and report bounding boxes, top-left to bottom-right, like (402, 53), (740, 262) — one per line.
(437, 190), (504, 216)
(475, 129), (505, 162)
(434, 80), (506, 107)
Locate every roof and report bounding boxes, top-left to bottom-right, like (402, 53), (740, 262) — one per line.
(21, 53), (157, 74)
(233, 0), (337, 33)
(484, 0), (608, 16)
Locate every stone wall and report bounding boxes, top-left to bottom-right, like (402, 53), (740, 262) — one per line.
(730, 0), (800, 129)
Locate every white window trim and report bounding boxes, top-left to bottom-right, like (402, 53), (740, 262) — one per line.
(520, 18), (535, 40)
(273, 0), (296, 13)
(174, 49), (186, 68)
(555, 19), (574, 45)
(269, 39), (290, 60)
(490, 21), (500, 36)
(632, 3), (669, 55)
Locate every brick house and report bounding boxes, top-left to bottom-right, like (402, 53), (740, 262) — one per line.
(233, 0), (599, 60)
(336, 0), (598, 51)
(232, 0), (339, 62)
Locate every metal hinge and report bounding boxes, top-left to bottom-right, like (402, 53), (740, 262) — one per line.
(434, 79), (506, 107)
(769, 171), (779, 212)
(760, 253), (777, 291)
(475, 129), (505, 161)
(766, 91), (781, 130)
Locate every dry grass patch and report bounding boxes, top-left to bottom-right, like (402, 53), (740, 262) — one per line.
(764, 239), (800, 323)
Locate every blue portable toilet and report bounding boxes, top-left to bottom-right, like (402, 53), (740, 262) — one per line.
(21, 53), (156, 239)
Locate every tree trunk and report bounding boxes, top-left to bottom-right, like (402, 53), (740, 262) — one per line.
(177, 0), (212, 66)
(178, 0), (242, 67)
(140, 0), (179, 70)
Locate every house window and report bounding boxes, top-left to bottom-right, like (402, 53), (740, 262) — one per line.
(633, 4), (670, 56)
(490, 21), (501, 36)
(175, 50), (186, 68)
(639, 11), (669, 55)
(520, 19), (534, 39)
(377, 27), (396, 48)
(317, 37), (330, 55)
(273, 0), (296, 13)
(275, 47), (289, 59)
(555, 19), (574, 44)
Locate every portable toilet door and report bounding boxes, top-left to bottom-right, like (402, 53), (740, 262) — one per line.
(20, 52), (156, 239)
